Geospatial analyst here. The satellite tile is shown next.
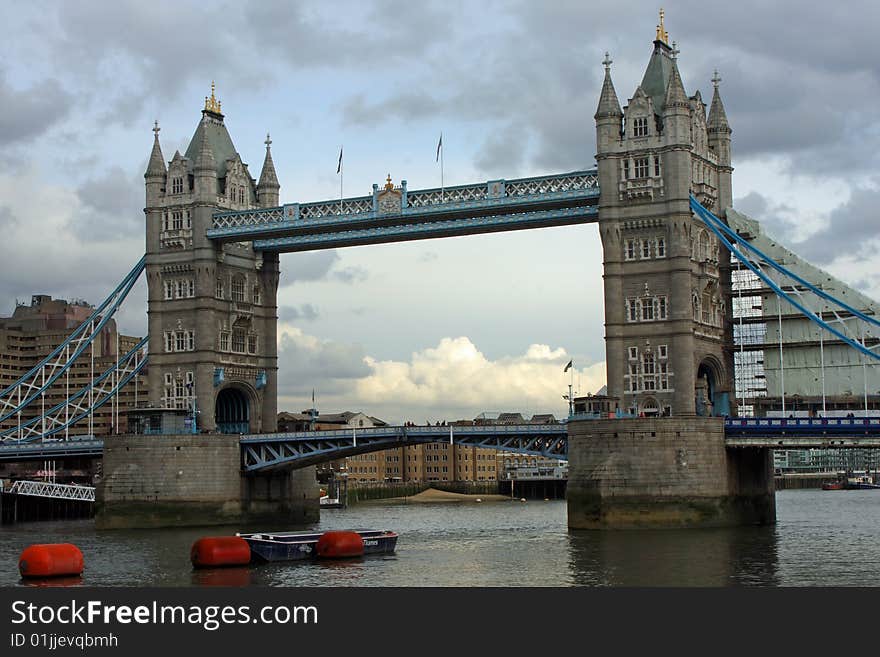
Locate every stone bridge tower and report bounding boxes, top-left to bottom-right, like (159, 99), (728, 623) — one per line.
(595, 21), (734, 418)
(143, 86), (281, 434)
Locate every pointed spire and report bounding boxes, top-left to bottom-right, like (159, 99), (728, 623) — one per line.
(145, 120), (167, 178)
(663, 60), (689, 111)
(194, 123), (215, 172)
(257, 133), (280, 190)
(595, 52), (623, 119)
(708, 70), (731, 133)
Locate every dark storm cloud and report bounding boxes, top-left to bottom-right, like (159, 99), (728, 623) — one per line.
(338, 0), (880, 178)
(280, 304), (320, 323)
(69, 167), (142, 241)
(279, 251), (368, 286)
(734, 184), (880, 266)
(793, 185), (880, 264)
(0, 206), (16, 229)
(276, 331), (371, 397)
(243, 0), (452, 68)
(0, 72), (71, 146)
(733, 191), (800, 242)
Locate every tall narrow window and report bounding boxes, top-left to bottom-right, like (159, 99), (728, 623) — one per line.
(657, 296), (668, 320)
(231, 276), (245, 302)
(641, 240), (651, 259)
(656, 238), (666, 258)
(216, 279), (224, 299)
(641, 298), (654, 321)
(654, 156), (661, 176)
(172, 177), (183, 194)
(627, 299), (639, 322)
(252, 285), (261, 305)
(625, 239), (637, 260)
(232, 329), (246, 353)
(633, 117), (648, 137)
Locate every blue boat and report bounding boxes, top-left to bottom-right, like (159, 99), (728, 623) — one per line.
(236, 529), (398, 563)
(846, 474), (880, 490)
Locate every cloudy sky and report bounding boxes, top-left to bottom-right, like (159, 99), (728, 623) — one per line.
(1, 0), (878, 423)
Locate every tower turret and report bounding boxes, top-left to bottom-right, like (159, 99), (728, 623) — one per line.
(662, 54), (689, 145)
(144, 121), (166, 207)
(595, 52), (623, 151)
(257, 133), (280, 207)
(707, 71), (733, 209)
(194, 121), (217, 200)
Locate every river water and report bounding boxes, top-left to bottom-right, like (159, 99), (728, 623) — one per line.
(0, 490), (878, 587)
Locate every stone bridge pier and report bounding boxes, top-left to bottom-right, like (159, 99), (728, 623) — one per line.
(95, 434), (319, 529)
(566, 417), (775, 529)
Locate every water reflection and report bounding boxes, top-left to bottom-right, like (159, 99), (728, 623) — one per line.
(190, 567), (253, 587)
(20, 575), (84, 588)
(567, 526), (780, 586)
(4, 492), (880, 586)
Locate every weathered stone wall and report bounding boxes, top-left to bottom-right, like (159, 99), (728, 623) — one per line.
(567, 417), (775, 529)
(96, 433), (319, 529)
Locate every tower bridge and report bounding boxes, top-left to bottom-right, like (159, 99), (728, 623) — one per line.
(2, 17), (878, 529)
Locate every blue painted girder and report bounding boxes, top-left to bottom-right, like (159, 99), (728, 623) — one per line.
(0, 438), (104, 461)
(252, 206), (598, 253)
(240, 424), (569, 472)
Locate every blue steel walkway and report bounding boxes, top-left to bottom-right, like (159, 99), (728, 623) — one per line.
(4, 419), (880, 469)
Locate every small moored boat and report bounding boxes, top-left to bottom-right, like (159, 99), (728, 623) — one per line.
(236, 529), (398, 563)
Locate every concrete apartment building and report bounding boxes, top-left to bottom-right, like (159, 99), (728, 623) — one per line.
(0, 295), (146, 440)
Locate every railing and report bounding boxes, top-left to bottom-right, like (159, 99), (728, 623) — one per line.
(4, 479), (95, 502)
(210, 170), (599, 232)
(724, 417), (880, 436)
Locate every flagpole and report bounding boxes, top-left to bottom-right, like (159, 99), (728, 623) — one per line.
(440, 133), (444, 204)
(339, 145), (343, 216)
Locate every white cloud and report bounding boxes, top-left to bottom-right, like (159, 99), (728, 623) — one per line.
(278, 331), (606, 424)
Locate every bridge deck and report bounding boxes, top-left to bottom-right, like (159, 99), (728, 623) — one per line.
(207, 170), (599, 250)
(3, 419), (880, 468)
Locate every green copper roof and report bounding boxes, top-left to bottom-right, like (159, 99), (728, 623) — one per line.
(639, 42), (675, 116)
(183, 111), (239, 177)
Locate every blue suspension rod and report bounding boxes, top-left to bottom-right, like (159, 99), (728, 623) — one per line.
(0, 337), (148, 441)
(690, 198), (880, 329)
(691, 198), (880, 361)
(0, 256), (146, 399)
(0, 258), (146, 424)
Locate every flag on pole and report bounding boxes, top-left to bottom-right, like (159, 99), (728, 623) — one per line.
(564, 360), (573, 373)
(436, 133), (442, 162)
(337, 146), (343, 174)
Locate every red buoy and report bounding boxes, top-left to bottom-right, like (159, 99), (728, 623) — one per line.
(19, 544), (84, 579)
(190, 536), (251, 569)
(316, 530), (364, 559)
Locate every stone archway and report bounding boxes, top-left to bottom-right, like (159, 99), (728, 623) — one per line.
(640, 396), (660, 417)
(215, 387), (250, 434)
(696, 356), (726, 417)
